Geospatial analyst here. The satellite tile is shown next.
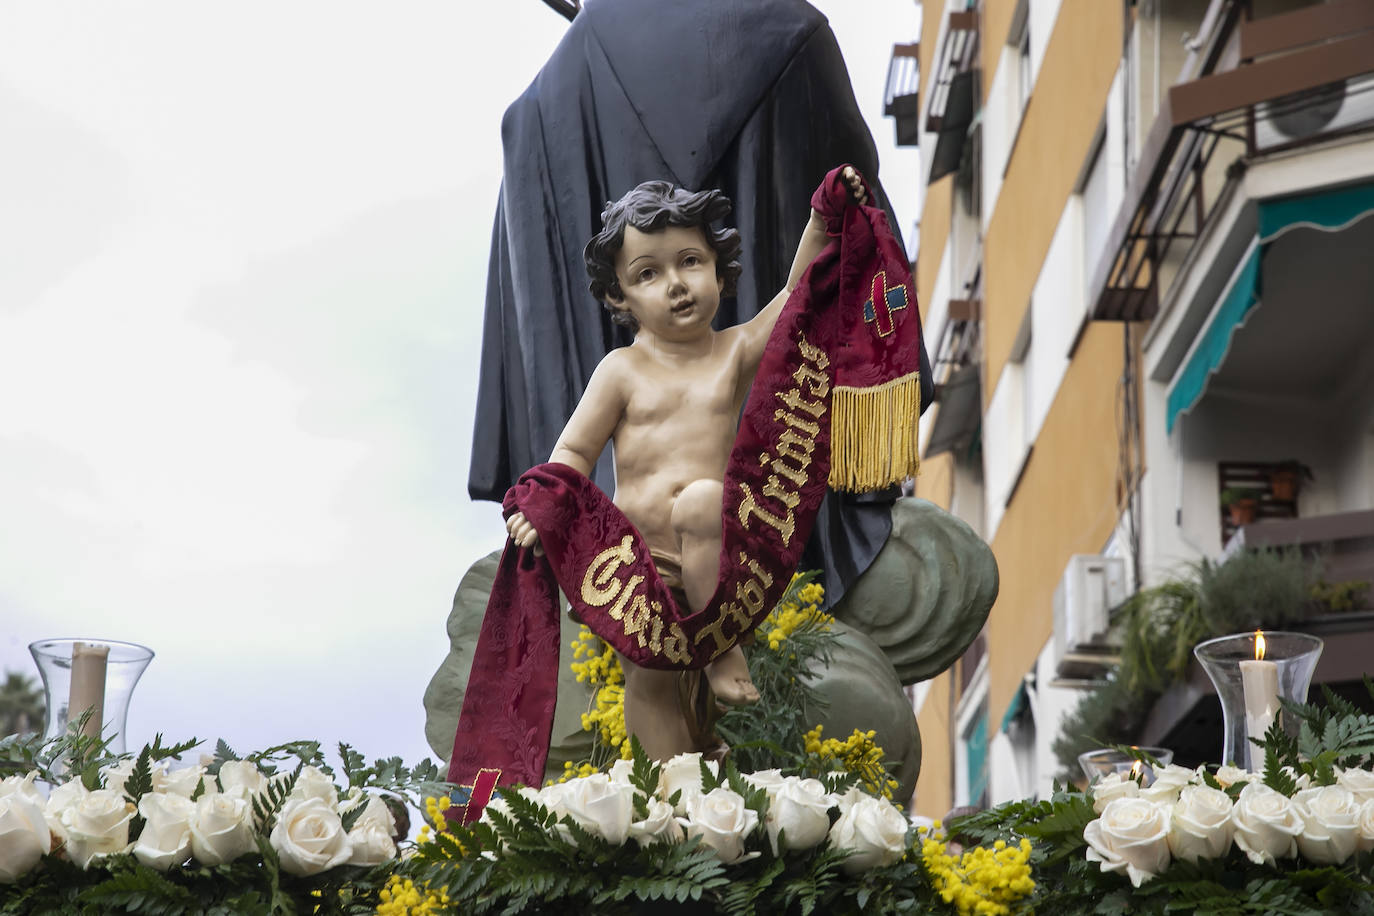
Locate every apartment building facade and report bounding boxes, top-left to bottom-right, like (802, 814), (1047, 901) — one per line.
(893, 0), (1374, 818)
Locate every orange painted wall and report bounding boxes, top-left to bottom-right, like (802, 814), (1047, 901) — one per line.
(914, 450), (954, 510)
(981, 0), (1124, 402)
(985, 323), (1124, 725)
(913, 671), (954, 819)
(916, 175), (953, 320)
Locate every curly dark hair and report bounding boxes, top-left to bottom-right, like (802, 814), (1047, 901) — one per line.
(584, 180), (743, 331)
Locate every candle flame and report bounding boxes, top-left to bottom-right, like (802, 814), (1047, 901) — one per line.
(1130, 760), (1143, 780)
(1255, 630), (1267, 661)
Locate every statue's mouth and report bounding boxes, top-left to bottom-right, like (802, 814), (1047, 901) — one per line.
(670, 300), (694, 315)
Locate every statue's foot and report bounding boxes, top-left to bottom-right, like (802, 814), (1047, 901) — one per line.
(705, 648), (760, 706)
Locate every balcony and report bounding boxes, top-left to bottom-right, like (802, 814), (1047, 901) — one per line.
(883, 43), (921, 147)
(1090, 0), (1374, 323)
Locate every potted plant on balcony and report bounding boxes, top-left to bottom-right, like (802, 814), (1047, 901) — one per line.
(1268, 459), (1313, 502)
(1220, 487), (1264, 527)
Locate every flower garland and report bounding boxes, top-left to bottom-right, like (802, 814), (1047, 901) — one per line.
(388, 740), (997, 915)
(0, 730), (448, 914)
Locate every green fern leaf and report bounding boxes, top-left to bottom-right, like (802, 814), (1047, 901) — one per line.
(123, 744), (155, 806)
(1263, 746), (1298, 796)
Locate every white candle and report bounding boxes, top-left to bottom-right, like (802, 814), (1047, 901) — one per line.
(1239, 632), (1279, 771)
(68, 642), (109, 740)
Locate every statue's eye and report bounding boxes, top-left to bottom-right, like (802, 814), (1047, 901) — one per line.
(682, 255), (700, 267)
(638, 268), (656, 282)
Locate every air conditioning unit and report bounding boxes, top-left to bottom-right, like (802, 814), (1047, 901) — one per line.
(1255, 74), (1374, 151)
(1051, 554), (1127, 679)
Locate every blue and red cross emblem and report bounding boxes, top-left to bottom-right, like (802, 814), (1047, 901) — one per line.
(862, 270), (909, 338)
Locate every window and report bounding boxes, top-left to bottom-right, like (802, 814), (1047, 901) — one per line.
(1008, 0), (1032, 119)
(1080, 131), (1109, 299)
(1010, 306), (1034, 446)
(957, 696), (990, 808)
(1016, 26), (1032, 114)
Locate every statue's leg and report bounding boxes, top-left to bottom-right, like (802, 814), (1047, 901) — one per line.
(671, 479), (759, 706)
(619, 651), (695, 760)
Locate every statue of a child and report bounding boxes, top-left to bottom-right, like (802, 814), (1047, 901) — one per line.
(504, 168), (867, 760)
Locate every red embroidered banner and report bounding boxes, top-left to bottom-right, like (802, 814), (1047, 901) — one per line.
(448, 167), (922, 818)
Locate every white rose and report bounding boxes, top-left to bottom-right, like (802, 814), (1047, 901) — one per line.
(154, 765), (205, 799)
(1091, 772), (1139, 814)
(287, 766), (339, 810)
(557, 774), (635, 846)
(743, 769), (786, 796)
(100, 759), (137, 797)
(218, 760), (268, 800)
(1168, 785), (1232, 863)
(1213, 765), (1257, 790)
(660, 753), (716, 815)
(0, 772), (44, 808)
(62, 789), (134, 868)
(347, 822), (396, 866)
(1084, 797), (1172, 887)
(533, 782), (569, 820)
(629, 797), (684, 848)
(0, 794), (51, 883)
(832, 784), (871, 816)
(189, 793), (257, 866)
(1139, 764), (1198, 805)
(351, 795), (397, 836)
(1359, 799), (1374, 853)
(1231, 782), (1304, 866)
(1292, 785), (1360, 865)
(1337, 767), (1374, 805)
(827, 795), (908, 875)
(479, 793), (511, 824)
(133, 793), (194, 871)
(46, 778), (88, 814)
(43, 778), (88, 843)
(269, 797), (352, 876)
(607, 758), (637, 789)
(766, 778), (832, 854)
(679, 787), (758, 864)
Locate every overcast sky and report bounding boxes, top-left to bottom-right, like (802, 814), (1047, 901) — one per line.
(0, 1), (919, 774)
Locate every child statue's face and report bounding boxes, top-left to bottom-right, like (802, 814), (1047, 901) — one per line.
(610, 225), (724, 340)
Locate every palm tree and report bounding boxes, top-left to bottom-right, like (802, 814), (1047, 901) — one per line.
(0, 670), (46, 737)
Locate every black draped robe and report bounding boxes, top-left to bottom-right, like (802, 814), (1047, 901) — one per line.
(468, 0), (934, 605)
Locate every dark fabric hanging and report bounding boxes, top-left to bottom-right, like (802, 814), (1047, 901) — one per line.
(467, 0), (934, 605)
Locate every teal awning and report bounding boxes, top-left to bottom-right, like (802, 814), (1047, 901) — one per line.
(1166, 245), (1261, 433)
(1258, 179), (1374, 243)
(1167, 180), (1374, 434)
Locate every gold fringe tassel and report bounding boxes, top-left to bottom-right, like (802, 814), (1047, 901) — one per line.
(828, 371), (922, 492)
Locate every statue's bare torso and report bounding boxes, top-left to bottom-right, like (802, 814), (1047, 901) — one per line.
(503, 170), (866, 759)
(600, 330), (751, 558)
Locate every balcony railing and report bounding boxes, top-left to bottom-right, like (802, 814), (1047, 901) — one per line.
(1090, 0), (1374, 322)
(884, 43), (921, 147)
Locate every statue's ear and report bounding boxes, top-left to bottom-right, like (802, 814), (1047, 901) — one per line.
(605, 289), (626, 308)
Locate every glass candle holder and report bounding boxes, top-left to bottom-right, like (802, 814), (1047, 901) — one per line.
(1077, 747), (1174, 786)
(1194, 630), (1322, 771)
(29, 638), (154, 755)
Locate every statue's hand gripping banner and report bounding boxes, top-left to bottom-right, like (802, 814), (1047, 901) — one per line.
(448, 168), (923, 818)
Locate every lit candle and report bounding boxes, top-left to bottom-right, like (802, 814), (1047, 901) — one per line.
(1238, 630), (1279, 769)
(68, 642), (109, 740)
